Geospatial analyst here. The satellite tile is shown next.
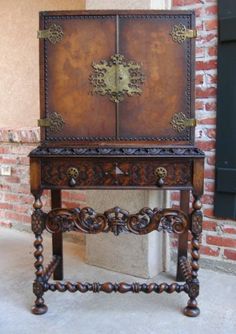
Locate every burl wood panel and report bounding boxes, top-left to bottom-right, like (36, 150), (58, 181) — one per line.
(41, 158), (193, 189)
(45, 15), (116, 139)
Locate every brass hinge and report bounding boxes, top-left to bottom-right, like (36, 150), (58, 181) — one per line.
(170, 24), (197, 44)
(37, 24), (64, 44)
(171, 112), (196, 133)
(38, 112), (65, 133)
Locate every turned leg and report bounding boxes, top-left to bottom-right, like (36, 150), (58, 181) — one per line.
(31, 194), (48, 315)
(184, 195), (202, 317)
(176, 190), (190, 281)
(51, 189), (63, 280)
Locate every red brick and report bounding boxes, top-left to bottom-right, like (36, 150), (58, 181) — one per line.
(5, 176), (20, 184)
(202, 194), (214, 205)
(196, 74), (204, 85)
(204, 181), (215, 192)
(207, 47), (217, 57)
(205, 101), (216, 111)
(205, 19), (218, 31)
(207, 236), (236, 248)
(170, 192), (180, 202)
(201, 245), (220, 257)
(204, 168), (215, 179)
(5, 211), (31, 223)
(63, 201), (82, 209)
(197, 140), (215, 151)
(173, 0), (202, 5)
(196, 47), (205, 58)
(0, 158), (17, 164)
(203, 207), (214, 217)
(205, 128), (216, 139)
(0, 202), (13, 210)
(207, 155), (215, 165)
(206, 73), (217, 85)
(203, 220), (217, 231)
(198, 117), (216, 125)
(205, 5), (218, 16)
(224, 227), (236, 235)
(199, 33), (217, 44)
(196, 87), (217, 99)
(70, 192), (87, 202)
(195, 100), (204, 110)
(196, 60), (217, 71)
(224, 249), (236, 261)
(4, 193), (21, 202)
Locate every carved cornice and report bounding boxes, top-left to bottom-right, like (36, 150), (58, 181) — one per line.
(30, 146), (204, 158)
(45, 207), (189, 236)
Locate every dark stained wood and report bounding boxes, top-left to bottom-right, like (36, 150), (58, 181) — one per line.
(176, 190), (190, 282)
(41, 158), (193, 189)
(45, 206), (189, 235)
(39, 10), (196, 146)
(51, 189), (63, 280)
(30, 10), (204, 317)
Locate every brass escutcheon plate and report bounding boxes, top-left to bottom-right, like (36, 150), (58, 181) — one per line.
(67, 167), (79, 179)
(155, 167), (167, 179)
(90, 54), (145, 103)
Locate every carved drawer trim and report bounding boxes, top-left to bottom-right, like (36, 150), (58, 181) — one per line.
(41, 159), (193, 189)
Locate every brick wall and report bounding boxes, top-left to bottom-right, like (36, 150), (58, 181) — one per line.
(1, 1), (236, 268)
(0, 128), (86, 231)
(172, 0), (236, 265)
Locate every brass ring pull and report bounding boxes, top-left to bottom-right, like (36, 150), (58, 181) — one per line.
(155, 167), (167, 187)
(67, 167), (79, 187)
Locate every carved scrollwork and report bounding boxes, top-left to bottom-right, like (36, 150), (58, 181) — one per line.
(188, 281), (199, 299)
(45, 207), (189, 236)
(191, 211), (203, 235)
(31, 209), (46, 234)
(33, 281), (44, 297)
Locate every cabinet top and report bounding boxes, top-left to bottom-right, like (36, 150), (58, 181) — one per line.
(38, 10), (196, 147)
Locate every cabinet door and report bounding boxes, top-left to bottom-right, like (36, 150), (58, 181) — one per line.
(39, 11), (196, 146)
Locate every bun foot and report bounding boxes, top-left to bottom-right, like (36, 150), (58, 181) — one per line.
(32, 304), (48, 315)
(183, 306), (200, 317)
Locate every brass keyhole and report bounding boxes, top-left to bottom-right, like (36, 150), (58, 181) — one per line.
(67, 167), (79, 179)
(67, 167), (79, 187)
(155, 167), (167, 179)
(154, 167), (167, 187)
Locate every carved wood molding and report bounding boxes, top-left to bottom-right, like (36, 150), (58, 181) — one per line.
(45, 206), (189, 236)
(30, 146), (204, 157)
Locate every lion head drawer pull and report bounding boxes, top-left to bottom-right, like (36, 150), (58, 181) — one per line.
(67, 167), (79, 187)
(155, 167), (167, 187)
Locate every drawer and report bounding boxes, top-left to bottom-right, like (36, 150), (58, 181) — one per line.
(41, 158), (193, 189)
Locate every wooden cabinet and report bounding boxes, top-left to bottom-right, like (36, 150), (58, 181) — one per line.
(30, 10), (204, 317)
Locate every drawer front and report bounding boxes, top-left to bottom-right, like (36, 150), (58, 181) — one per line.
(41, 159), (193, 189)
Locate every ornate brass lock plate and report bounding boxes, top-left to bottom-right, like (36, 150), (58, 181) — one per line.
(171, 112), (196, 133)
(90, 54), (145, 103)
(170, 23), (197, 44)
(37, 24), (64, 44)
